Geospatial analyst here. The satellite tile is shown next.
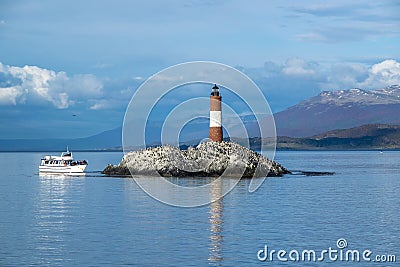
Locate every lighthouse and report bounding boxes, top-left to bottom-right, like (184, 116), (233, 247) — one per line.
(209, 84), (223, 142)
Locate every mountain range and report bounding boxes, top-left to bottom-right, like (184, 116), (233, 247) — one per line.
(0, 127), (122, 151)
(1, 85), (400, 151)
(275, 124), (400, 150)
(275, 85), (400, 137)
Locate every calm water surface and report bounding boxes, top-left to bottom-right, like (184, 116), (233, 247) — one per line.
(0, 151), (399, 266)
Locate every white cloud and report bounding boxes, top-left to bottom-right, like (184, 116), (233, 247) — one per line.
(93, 63), (112, 69)
(2, 59), (399, 114)
(241, 58), (400, 111)
(89, 99), (111, 110)
(0, 86), (23, 105)
(360, 59), (400, 88)
(290, 2), (400, 43)
(294, 32), (328, 42)
(282, 58), (318, 77)
(325, 59), (400, 89)
(0, 62), (103, 109)
(279, 58), (400, 90)
(324, 62), (368, 89)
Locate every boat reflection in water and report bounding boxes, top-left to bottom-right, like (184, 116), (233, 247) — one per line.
(33, 173), (86, 265)
(208, 177), (224, 263)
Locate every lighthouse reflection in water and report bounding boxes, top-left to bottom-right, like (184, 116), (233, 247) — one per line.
(208, 178), (224, 263)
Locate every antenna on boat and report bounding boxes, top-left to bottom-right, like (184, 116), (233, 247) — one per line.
(66, 145), (69, 152)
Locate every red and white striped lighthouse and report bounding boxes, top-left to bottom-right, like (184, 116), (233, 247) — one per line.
(209, 84), (223, 142)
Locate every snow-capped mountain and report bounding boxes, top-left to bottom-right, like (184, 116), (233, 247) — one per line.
(275, 85), (400, 137)
(299, 85), (400, 107)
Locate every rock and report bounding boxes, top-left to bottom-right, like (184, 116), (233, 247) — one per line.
(102, 141), (291, 178)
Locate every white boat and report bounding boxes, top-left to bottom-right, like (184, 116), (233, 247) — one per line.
(39, 148), (88, 174)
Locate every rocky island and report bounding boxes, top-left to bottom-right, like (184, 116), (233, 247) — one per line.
(102, 141), (290, 178)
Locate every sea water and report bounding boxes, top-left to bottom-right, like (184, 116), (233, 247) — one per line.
(0, 151), (399, 266)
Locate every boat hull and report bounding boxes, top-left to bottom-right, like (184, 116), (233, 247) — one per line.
(39, 164), (87, 174)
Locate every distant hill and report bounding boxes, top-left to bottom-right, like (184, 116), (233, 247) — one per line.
(311, 124), (400, 139)
(275, 124), (400, 150)
(275, 85), (400, 137)
(0, 127), (122, 151)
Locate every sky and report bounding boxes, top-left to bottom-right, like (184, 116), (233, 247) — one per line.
(0, 0), (400, 139)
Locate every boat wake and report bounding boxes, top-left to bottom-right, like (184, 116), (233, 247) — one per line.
(289, 170), (335, 176)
